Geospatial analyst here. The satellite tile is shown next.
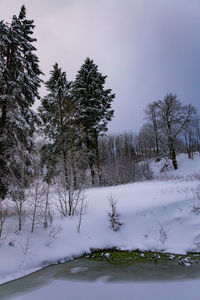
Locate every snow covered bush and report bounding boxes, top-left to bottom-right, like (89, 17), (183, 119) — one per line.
(108, 195), (123, 232)
(156, 221), (167, 244)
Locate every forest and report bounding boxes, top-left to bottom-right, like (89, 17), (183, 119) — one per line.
(0, 6), (200, 233)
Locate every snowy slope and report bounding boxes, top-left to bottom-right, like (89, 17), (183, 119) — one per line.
(1, 154), (200, 285)
(151, 153), (200, 178)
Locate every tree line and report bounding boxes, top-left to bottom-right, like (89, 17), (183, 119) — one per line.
(0, 6), (199, 232)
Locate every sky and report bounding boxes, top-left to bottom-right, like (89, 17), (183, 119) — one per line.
(1, 0), (200, 133)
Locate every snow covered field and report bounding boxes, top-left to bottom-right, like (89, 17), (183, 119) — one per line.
(1, 154), (200, 285)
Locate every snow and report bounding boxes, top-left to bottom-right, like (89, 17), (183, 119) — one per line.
(1, 153), (200, 285)
(151, 153), (200, 178)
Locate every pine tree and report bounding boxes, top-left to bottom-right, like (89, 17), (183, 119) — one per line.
(71, 57), (115, 185)
(39, 62), (74, 173)
(39, 63), (72, 143)
(0, 20), (10, 199)
(0, 6), (42, 211)
(39, 63), (72, 187)
(39, 63), (85, 215)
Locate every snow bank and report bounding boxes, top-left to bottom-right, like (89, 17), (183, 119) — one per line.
(151, 153), (200, 178)
(1, 154), (200, 285)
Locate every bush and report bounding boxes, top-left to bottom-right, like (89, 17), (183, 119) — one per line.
(108, 195), (123, 232)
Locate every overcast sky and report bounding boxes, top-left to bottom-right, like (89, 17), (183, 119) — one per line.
(1, 0), (200, 133)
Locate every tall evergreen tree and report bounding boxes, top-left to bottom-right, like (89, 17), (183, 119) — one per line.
(39, 63), (86, 215)
(0, 6), (42, 207)
(0, 20), (10, 199)
(39, 63), (72, 143)
(71, 57), (115, 184)
(39, 64), (75, 184)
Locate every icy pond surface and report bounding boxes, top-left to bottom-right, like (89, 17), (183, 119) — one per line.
(1, 258), (200, 300)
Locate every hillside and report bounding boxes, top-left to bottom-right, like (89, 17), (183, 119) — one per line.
(1, 153), (200, 284)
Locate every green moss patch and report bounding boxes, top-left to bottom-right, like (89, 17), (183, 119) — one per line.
(82, 249), (200, 265)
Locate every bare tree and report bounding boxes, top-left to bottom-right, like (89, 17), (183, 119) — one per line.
(29, 176), (46, 233)
(97, 132), (153, 185)
(9, 167), (26, 231)
(144, 102), (160, 155)
(182, 116), (200, 159)
(31, 138), (53, 230)
(20, 235), (33, 255)
(0, 201), (8, 239)
(55, 148), (86, 217)
(194, 117), (200, 153)
(153, 94), (196, 169)
(137, 124), (156, 158)
(77, 192), (87, 233)
(7, 136), (33, 231)
(45, 226), (62, 247)
(43, 181), (51, 229)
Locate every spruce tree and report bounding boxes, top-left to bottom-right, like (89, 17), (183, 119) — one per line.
(0, 21), (9, 199)
(71, 57), (115, 184)
(0, 6), (42, 208)
(39, 63), (72, 143)
(39, 64), (73, 184)
(39, 62), (74, 169)
(39, 63), (85, 216)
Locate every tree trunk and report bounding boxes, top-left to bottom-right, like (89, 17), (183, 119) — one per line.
(169, 142), (178, 170)
(44, 183), (50, 229)
(31, 180), (39, 233)
(85, 131), (95, 185)
(18, 212), (22, 231)
(0, 103), (8, 200)
(68, 181), (72, 216)
(155, 134), (159, 155)
(63, 150), (69, 189)
(94, 130), (102, 185)
(31, 206), (37, 233)
(70, 143), (77, 190)
(18, 192), (24, 231)
(89, 158), (95, 185)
